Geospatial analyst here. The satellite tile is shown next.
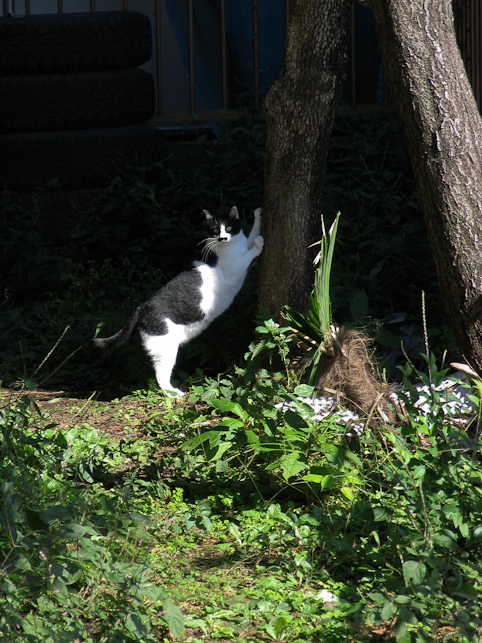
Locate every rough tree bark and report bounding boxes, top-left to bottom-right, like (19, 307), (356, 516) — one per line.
(366, 0), (482, 373)
(258, 0), (352, 316)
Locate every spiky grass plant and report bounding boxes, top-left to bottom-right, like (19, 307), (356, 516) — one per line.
(282, 213), (394, 422)
(281, 213), (340, 386)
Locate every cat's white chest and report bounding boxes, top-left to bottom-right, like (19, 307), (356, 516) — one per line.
(196, 262), (243, 319)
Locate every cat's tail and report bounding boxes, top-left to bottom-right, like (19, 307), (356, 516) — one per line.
(92, 307), (140, 350)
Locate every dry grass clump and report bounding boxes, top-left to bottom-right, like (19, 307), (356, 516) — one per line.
(316, 327), (397, 424)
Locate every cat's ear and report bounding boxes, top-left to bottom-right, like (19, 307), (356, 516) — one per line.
(203, 209), (214, 222)
(229, 206), (239, 220)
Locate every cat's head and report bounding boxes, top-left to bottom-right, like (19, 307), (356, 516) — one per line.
(203, 206), (242, 243)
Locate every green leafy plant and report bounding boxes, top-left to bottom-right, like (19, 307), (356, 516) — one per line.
(179, 379), (364, 504)
(0, 392), (184, 641)
(246, 317), (294, 382)
(280, 213), (394, 422)
(281, 213), (340, 386)
(2, 343), (482, 643)
(354, 348), (482, 643)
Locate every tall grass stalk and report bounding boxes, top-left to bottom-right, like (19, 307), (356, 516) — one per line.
(281, 213), (340, 385)
(311, 213), (340, 338)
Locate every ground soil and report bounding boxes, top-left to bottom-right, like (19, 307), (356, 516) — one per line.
(1, 387), (152, 441)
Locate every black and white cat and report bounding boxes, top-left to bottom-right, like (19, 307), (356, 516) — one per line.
(93, 206), (264, 396)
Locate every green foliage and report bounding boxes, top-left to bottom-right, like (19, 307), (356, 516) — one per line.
(363, 426), (482, 641)
(244, 316), (295, 385)
(2, 341), (482, 641)
(0, 392), (184, 641)
(178, 376), (364, 504)
(311, 214), (340, 339)
(358, 358), (482, 643)
(157, 349), (482, 642)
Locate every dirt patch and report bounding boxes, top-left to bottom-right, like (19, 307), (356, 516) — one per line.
(0, 387), (158, 441)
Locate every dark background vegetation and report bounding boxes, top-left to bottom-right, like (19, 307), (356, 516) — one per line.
(1, 115), (452, 395)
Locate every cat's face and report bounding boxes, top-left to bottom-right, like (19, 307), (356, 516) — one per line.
(203, 206), (242, 243)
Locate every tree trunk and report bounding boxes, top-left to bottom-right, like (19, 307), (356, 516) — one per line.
(258, 0), (352, 317)
(367, 0), (482, 373)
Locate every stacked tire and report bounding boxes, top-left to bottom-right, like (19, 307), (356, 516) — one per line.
(0, 11), (164, 192)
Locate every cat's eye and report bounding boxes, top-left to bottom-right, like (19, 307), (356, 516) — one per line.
(226, 226), (232, 232)
(213, 227), (219, 235)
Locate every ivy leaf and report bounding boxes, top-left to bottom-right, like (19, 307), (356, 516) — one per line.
(25, 509), (48, 531)
(283, 409), (308, 430)
(211, 399), (245, 418)
(402, 560), (426, 586)
(278, 452), (306, 481)
(228, 522), (243, 545)
(209, 441), (233, 461)
(294, 384), (316, 397)
(128, 512), (153, 526)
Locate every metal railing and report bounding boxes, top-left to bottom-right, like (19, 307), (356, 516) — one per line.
(3, 0), (481, 124)
(152, 0), (292, 124)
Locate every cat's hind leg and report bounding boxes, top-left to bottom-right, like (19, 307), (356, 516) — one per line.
(140, 331), (183, 397)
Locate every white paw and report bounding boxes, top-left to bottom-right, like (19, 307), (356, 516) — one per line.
(254, 235), (264, 252)
(254, 207), (262, 220)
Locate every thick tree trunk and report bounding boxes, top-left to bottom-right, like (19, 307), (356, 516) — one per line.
(367, 0), (482, 373)
(258, 0), (352, 316)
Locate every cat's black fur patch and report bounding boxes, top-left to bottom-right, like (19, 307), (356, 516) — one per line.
(137, 269), (204, 336)
(205, 253), (218, 267)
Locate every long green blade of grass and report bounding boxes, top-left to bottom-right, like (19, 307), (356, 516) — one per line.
(314, 213), (340, 338)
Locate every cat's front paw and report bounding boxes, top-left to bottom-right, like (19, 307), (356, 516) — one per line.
(254, 207), (262, 220)
(254, 235), (264, 252)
